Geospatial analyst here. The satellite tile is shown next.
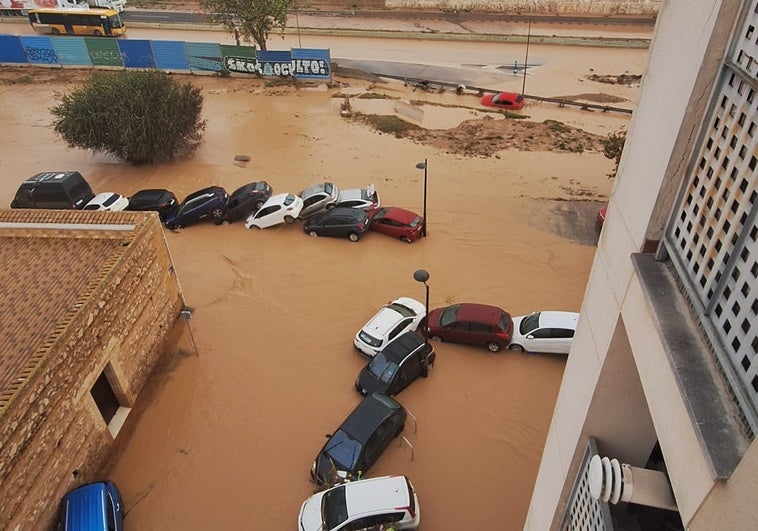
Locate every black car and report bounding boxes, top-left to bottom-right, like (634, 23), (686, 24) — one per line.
(303, 207), (370, 242)
(125, 189), (179, 221)
(164, 186), (229, 230)
(311, 393), (406, 487)
(216, 181), (273, 225)
(356, 331), (435, 397)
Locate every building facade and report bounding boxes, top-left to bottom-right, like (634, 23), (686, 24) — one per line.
(0, 209), (184, 530)
(525, 0), (758, 529)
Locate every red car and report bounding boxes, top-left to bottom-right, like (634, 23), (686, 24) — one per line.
(427, 303), (514, 352)
(596, 206), (608, 227)
(369, 206), (424, 243)
(481, 91), (525, 111)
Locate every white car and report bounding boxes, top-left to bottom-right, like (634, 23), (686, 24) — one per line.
(298, 475), (420, 531)
(354, 297), (426, 358)
(335, 184), (380, 211)
(244, 193), (304, 229)
(508, 311), (579, 355)
(83, 192), (129, 212)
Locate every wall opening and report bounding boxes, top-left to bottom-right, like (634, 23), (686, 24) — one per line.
(91, 369), (120, 424)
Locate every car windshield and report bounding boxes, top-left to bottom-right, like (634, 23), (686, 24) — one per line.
(409, 216), (421, 227)
(253, 182), (266, 190)
(388, 302), (417, 318)
(368, 353), (399, 383)
(322, 485), (348, 529)
(324, 430), (362, 470)
(499, 311), (513, 332)
(373, 208), (388, 221)
(283, 194), (295, 206)
(359, 330), (382, 348)
(324, 182), (333, 194)
(519, 312), (541, 334)
(439, 304), (460, 327)
(101, 194), (119, 207)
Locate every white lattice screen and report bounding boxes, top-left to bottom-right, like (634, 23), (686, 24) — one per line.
(665, 0), (758, 433)
(561, 439), (613, 531)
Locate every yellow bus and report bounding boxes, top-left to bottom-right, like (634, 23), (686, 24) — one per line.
(28, 8), (126, 37)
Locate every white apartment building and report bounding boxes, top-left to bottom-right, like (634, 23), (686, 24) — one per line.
(525, 1), (758, 529)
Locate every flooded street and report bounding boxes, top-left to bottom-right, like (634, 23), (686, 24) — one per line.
(0, 24), (648, 529)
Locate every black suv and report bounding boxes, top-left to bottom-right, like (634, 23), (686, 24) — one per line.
(303, 207), (370, 241)
(355, 331), (435, 397)
(10, 171), (94, 210)
(311, 393), (406, 487)
(216, 181), (272, 225)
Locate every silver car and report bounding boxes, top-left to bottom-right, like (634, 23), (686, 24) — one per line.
(298, 181), (340, 219)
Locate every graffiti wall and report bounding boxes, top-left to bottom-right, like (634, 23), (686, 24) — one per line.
(0, 34), (332, 80)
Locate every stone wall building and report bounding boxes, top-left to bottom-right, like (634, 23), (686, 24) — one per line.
(0, 209), (184, 530)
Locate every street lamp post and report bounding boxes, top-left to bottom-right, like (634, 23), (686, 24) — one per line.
(413, 269), (430, 375)
(415, 159), (428, 237)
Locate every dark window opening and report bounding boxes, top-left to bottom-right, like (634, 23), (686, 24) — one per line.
(91, 370), (120, 424)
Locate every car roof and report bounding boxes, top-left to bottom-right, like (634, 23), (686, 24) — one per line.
(338, 188), (368, 202)
(364, 298), (420, 333)
(454, 303), (507, 325)
(378, 207), (419, 224)
(262, 192), (296, 207)
(62, 482), (108, 529)
(532, 311), (579, 328)
(299, 182), (330, 198)
(343, 475), (411, 515)
(183, 186), (225, 202)
(129, 188), (173, 200)
(316, 207), (366, 220)
(340, 394), (402, 443)
(380, 331), (425, 363)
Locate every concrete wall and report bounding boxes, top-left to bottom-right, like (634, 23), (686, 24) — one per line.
(385, 0), (661, 15)
(0, 217), (184, 530)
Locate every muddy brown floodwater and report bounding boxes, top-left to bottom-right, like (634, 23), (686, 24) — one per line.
(0, 28), (648, 530)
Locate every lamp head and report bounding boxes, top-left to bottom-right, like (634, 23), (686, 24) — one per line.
(413, 269), (430, 284)
(415, 162), (427, 170)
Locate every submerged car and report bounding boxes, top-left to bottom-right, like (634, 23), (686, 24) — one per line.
(311, 393), (407, 487)
(126, 188), (178, 221)
(356, 331), (435, 397)
(509, 311), (579, 355)
(298, 475), (421, 531)
(298, 181), (340, 219)
(303, 207), (370, 241)
(369, 206), (424, 243)
(164, 186), (228, 230)
(354, 297), (427, 358)
(335, 184), (380, 210)
(427, 303), (514, 352)
(597, 205), (608, 227)
(59, 480), (125, 531)
(216, 181), (273, 225)
(481, 91), (525, 110)
(83, 192), (129, 212)
(244, 193), (304, 229)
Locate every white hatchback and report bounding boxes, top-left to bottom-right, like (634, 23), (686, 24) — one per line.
(244, 193), (304, 229)
(508, 311), (579, 355)
(298, 475), (420, 531)
(83, 192), (129, 212)
(354, 297), (426, 358)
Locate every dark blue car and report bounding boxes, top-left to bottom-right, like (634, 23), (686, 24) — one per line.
(59, 481), (124, 531)
(165, 186), (228, 230)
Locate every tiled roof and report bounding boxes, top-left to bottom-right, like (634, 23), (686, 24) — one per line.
(0, 209), (159, 413)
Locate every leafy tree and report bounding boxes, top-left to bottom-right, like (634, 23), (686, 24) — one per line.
(51, 70), (206, 165)
(202, 0), (293, 51)
(601, 127), (626, 178)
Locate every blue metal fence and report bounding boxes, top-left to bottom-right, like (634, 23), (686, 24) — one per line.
(0, 34), (331, 80)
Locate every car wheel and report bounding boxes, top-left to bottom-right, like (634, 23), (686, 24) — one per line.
(210, 207), (224, 219)
(487, 341), (501, 353)
(401, 236), (412, 243)
(255, 200), (264, 210)
(348, 232), (360, 242)
(508, 343), (524, 352)
(326, 203), (335, 210)
(169, 224), (182, 230)
(51, 28), (60, 35)
(220, 219), (231, 226)
(251, 224), (262, 230)
(93, 29), (102, 36)
(430, 335), (443, 342)
(309, 231), (318, 237)
(284, 215), (295, 224)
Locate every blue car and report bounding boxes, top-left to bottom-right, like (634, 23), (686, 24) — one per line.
(164, 186), (229, 230)
(59, 481), (124, 531)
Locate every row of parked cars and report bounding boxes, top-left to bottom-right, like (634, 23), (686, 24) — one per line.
(297, 293), (580, 529)
(8, 172), (425, 244)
